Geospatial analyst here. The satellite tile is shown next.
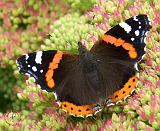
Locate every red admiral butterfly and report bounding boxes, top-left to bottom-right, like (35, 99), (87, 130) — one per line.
(16, 15), (151, 117)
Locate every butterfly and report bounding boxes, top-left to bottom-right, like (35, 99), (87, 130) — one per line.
(16, 14), (151, 117)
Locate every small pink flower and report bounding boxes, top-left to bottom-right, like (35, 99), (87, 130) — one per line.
(41, 4), (48, 13)
(103, 119), (113, 129)
(80, 39), (88, 47)
(85, 12), (95, 20)
(96, 23), (108, 31)
(154, 10), (160, 25)
(143, 80), (154, 88)
(128, 99), (139, 109)
(113, 9), (121, 19)
(6, 43), (14, 57)
(137, 109), (147, 120)
(29, 24), (38, 33)
(99, 0), (107, 5)
(156, 80), (160, 87)
(129, 5), (138, 16)
(155, 66), (160, 72)
(12, 121), (22, 129)
(88, 34), (98, 43)
(150, 2), (155, 8)
(146, 59), (152, 66)
(51, 101), (59, 107)
(118, 0), (125, 5)
(43, 107), (55, 114)
(150, 95), (159, 112)
(131, 123), (138, 131)
(153, 46), (160, 52)
(149, 113), (156, 123)
(0, 1), (14, 9)
(3, 13), (11, 28)
(145, 127), (154, 131)
(38, 91), (46, 101)
(41, 126), (49, 131)
(92, 5), (103, 14)
(27, 102), (33, 109)
(39, 32), (47, 37)
(29, 92), (38, 102)
(102, 13), (110, 20)
(28, 7), (39, 16)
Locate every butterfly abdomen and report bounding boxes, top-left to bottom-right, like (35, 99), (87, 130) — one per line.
(78, 42), (103, 91)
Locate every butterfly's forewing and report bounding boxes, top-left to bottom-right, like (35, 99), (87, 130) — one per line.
(17, 50), (59, 92)
(91, 15), (151, 62)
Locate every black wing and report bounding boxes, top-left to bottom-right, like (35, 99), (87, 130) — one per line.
(90, 15), (151, 101)
(16, 50), (99, 105)
(91, 14), (151, 62)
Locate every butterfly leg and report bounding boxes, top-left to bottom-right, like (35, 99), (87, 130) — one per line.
(105, 98), (115, 106)
(92, 98), (103, 113)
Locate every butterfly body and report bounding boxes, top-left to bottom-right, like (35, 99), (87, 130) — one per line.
(16, 15), (151, 117)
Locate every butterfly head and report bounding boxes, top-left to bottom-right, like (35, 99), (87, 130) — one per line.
(78, 41), (89, 56)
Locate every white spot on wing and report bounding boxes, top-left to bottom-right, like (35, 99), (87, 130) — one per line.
(77, 115), (84, 118)
(116, 100), (122, 104)
(25, 54), (29, 60)
(119, 22), (131, 33)
(124, 95), (130, 100)
(135, 30), (139, 36)
(139, 26), (141, 29)
(95, 109), (102, 115)
(133, 16), (138, 21)
(70, 113), (75, 117)
(28, 65), (31, 67)
(136, 81), (140, 87)
(144, 46), (146, 51)
(142, 54), (145, 60)
(40, 70), (43, 73)
(134, 63), (139, 71)
(35, 51), (42, 64)
(53, 92), (57, 100)
(145, 31), (148, 36)
(17, 66), (20, 71)
(131, 38), (135, 41)
(37, 85), (41, 89)
(56, 101), (60, 107)
(25, 73), (30, 77)
(107, 103), (115, 107)
(32, 66), (37, 72)
(147, 15), (151, 25)
(16, 60), (18, 65)
(86, 114), (93, 117)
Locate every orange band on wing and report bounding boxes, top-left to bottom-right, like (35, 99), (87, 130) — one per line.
(102, 35), (137, 59)
(45, 51), (63, 88)
(60, 102), (96, 117)
(110, 76), (139, 103)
